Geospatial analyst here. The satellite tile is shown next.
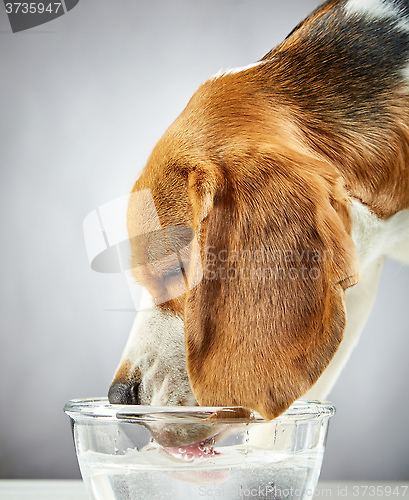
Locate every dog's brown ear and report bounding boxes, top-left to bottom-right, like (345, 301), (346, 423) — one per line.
(184, 152), (359, 420)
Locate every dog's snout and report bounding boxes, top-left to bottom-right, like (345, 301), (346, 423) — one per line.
(108, 382), (140, 405)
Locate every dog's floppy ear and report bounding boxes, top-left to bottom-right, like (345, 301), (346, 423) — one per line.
(184, 151), (359, 420)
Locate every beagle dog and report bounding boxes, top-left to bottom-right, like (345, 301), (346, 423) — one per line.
(108, 0), (409, 424)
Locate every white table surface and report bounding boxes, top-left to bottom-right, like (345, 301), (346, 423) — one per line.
(0, 480), (408, 499)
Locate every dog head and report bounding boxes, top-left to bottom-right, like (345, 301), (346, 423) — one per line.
(108, 66), (359, 422)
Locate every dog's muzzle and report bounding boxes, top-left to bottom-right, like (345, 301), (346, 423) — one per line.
(108, 382), (141, 405)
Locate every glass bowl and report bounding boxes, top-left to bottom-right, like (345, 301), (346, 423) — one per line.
(64, 398), (335, 500)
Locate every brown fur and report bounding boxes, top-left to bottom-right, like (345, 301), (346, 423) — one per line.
(128, 75), (362, 419)
(124, 0), (409, 419)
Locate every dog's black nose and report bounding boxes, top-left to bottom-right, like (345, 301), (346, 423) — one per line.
(108, 382), (140, 405)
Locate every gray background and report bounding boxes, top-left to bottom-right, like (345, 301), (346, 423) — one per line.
(0, 0), (408, 480)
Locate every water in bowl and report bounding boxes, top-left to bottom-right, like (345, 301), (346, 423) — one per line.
(78, 442), (323, 500)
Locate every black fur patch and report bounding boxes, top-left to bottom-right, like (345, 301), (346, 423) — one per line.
(261, 0), (409, 122)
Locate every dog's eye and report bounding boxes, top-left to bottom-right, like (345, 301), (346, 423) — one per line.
(163, 265), (183, 279)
